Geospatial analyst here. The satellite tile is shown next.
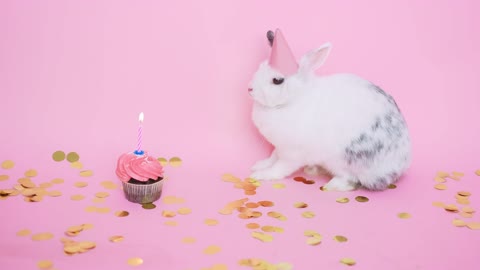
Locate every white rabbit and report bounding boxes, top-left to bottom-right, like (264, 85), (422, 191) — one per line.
(248, 29), (411, 191)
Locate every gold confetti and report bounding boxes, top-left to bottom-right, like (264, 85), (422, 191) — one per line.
(336, 197), (349, 203)
(306, 236), (322, 246)
(334, 235), (348, 242)
(244, 190), (256, 195)
(205, 219), (219, 226)
(25, 169), (38, 177)
(52, 151), (65, 162)
(251, 231), (274, 242)
(221, 173), (241, 183)
(355, 196), (369, 202)
(267, 211), (287, 221)
(457, 198), (470, 205)
(82, 224), (94, 230)
(142, 203), (156, 209)
(434, 176), (446, 183)
(246, 202), (259, 208)
(79, 170), (93, 177)
(293, 176), (306, 182)
(246, 223), (260, 229)
(258, 201), (274, 207)
(70, 194), (85, 201)
(31, 232), (54, 241)
(1, 160), (15, 169)
(0, 175), (9, 181)
(340, 258), (356, 266)
(74, 182), (88, 188)
(163, 196), (185, 204)
(96, 207), (111, 214)
(177, 207), (192, 215)
(39, 182), (53, 188)
(115, 211), (129, 217)
(157, 157), (168, 166)
(462, 206), (475, 214)
(127, 257), (143, 266)
(210, 264), (228, 270)
(458, 191), (471, 197)
(436, 171), (449, 178)
(109, 235), (124, 243)
(388, 184), (397, 189)
(92, 197), (105, 204)
(16, 229), (31, 237)
(51, 178), (64, 184)
(302, 211), (315, 218)
(294, 202), (308, 208)
(444, 204), (459, 212)
(37, 260), (53, 269)
(66, 152), (80, 163)
(397, 212), (411, 219)
(70, 161), (83, 169)
(434, 183), (447, 190)
(100, 181), (118, 190)
(181, 237), (196, 244)
(453, 219), (466, 227)
(303, 180), (315, 185)
(460, 212), (473, 218)
(203, 245), (221, 255)
(84, 206), (97, 213)
(467, 222), (480, 230)
(95, 192), (109, 198)
(163, 220), (178, 226)
(273, 183), (286, 189)
(261, 226), (276, 232)
(304, 230), (321, 237)
(48, 190), (62, 197)
(162, 210), (176, 217)
(169, 157), (182, 167)
(475, 170), (480, 176)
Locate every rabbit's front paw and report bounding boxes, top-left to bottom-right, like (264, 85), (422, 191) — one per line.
(250, 168), (288, 181)
(323, 177), (357, 191)
(304, 165), (331, 177)
(251, 158), (276, 172)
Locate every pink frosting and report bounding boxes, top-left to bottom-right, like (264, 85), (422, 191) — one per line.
(115, 151), (164, 182)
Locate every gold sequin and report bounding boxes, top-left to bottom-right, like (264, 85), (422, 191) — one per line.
(66, 152), (80, 163)
(52, 151), (65, 162)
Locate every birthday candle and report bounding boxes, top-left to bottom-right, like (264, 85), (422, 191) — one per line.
(136, 112), (144, 155)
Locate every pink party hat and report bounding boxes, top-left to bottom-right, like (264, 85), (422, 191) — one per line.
(268, 29), (298, 76)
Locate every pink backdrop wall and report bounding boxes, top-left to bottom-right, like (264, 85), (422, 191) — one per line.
(1, 1), (480, 269)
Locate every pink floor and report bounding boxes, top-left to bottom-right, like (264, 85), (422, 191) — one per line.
(1, 1), (480, 270)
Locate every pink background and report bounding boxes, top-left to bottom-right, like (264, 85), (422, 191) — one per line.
(1, 0), (479, 269)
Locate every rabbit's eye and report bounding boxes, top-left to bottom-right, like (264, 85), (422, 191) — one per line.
(272, 78), (284, 85)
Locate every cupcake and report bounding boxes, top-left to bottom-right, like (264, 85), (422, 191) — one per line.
(115, 150), (164, 203)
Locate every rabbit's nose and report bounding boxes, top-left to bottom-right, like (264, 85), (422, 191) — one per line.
(248, 88), (253, 92)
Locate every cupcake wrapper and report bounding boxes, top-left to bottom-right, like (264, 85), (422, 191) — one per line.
(122, 180), (163, 204)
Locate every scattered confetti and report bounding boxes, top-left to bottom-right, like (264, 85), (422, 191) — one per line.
(70, 194), (85, 201)
(203, 245), (222, 255)
(334, 235), (348, 242)
(340, 258), (356, 266)
(157, 157), (168, 166)
(37, 260), (53, 269)
(239, 259), (292, 270)
(51, 178), (64, 184)
(336, 197), (349, 203)
(79, 170), (93, 177)
(460, 212), (473, 218)
(462, 206), (475, 214)
(355, 196), (369, 202)
(74, 182), (88, 188)
(436, 171), (449, 178)
(475, 170), (480, 176)
(109, 235), (124, 243)
(267, 211), (287, 221)
(163, 196), (185, 204)
(458, 191), (471, 197)
(1, 160), (15, 169)
(169, 157), (182, 167)
(66, 152), (80, 163)
(246, 223), (260, 229)
(25, 169), (38, 177)
(92, 197), (106, 204)
(31, 232), (54, 241)
(205, 219), (219, 226)
(444, 204), (459, 213)
(142, 203), (156, 209)
(258, 201), (274, 207)
(452, 219), (466, 227)
(95, 192), (110, 198)
(16, 229), (31, 237)
(251, 231), (274, 242)
(246, 202), (259, 208)
(115, 211), (129, 217)
(467, 222), (480, 230)
(52, 151), (65, 162)
(162, 210), (176, 218)
(127, 257), (143, 266)
(181, 237), (196, 244)
(100, 181), (118, 190)
(434, 184), (447, 190)
(0, 174), (9, 181)
(164, 220), (178, 226)
(70, 161), (83, 169)
(177, 207), (192, 215)
(388, 184), (397, 189)
(48, 190), (62, 197)
(302, 211), (315, 218)
(293, 202), (308, 208)
(397, 212), (411, 219)
(273, 183), (286, 189)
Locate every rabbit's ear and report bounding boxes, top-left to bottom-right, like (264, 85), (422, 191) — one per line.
(299, 43), (332, 73)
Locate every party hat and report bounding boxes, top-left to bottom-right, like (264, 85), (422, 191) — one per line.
(268, 29), (298, 76)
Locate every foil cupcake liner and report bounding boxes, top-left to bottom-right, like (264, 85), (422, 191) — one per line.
(122, 180), (163, 204)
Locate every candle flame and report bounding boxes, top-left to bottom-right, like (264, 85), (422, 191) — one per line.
(139, 112), (144, 122)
